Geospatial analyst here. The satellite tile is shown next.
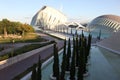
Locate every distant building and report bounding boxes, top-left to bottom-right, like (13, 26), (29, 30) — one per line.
(88, 14), (120, 54)
(87, 14), (120, 37)
(31, 6), (67, 30)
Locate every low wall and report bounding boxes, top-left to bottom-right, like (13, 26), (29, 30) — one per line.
(0, 44), (54, 70)
(97, 44), (120, 55)
(20, 49), (63, 80)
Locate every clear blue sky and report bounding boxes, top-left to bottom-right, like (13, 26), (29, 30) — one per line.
(0, 0), (120, 24)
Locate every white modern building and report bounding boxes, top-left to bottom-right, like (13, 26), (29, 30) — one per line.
(31, 6), (67, 30)
(88, 14), (120, 54)
(88, 14), (120, 35)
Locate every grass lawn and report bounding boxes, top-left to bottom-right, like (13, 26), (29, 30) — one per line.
(0, 33), (47, 43)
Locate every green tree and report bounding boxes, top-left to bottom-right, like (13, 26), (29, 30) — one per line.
(31, 64), (37, 80)
(66, 38), (71, 71)
(0, 19), (34, 35)
(78, 34), (82, 48)
(0, 21), (3, 34)
(83, 47), (87, 74)
(77, 47), (84, 80)
(53, 44), (59, 80)
(2, 19), (10, 37)
(98, 29), (101, 40)
(81, 30), (84, 38)
(77, 64), (83, 80)
(70, 37), (76, 80)
(62, 39), (66, 61)
(76, 35), (79, 67)
(75, 30), (77, 35)
(87, 33), (92, 57)
(85, 34), (92, 66)
(60, 40), (66, 80)
(37, 55), (42, 80)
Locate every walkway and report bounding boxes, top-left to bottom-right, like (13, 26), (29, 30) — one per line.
(0, 32), (64, 80)
(99, 47), (120, 77)
(97, 31), (120, 54)
(44, 30), (99, 44)
(86, 46), (120, 80)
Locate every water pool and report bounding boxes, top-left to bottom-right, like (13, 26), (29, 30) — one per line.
(41, 46), (120, 80)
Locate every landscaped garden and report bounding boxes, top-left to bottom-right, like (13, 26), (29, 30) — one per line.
(0, 19), (47, 43)
(14, 31), (92, 80)
(0, 19), (54, 61)
(0, 41), (55, 61)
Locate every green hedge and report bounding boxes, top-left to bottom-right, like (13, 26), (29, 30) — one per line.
(0, 41), (55, 61)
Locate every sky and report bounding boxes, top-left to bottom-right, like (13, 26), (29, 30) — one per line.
(0, 0), (120, 24)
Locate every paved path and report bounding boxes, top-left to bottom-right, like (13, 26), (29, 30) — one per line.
(97, 31), (120, 54)
(36, 30), (61, 42)
(0, 42), (49, 55)
(0, 32), (64, 80)
(85, 46), (120, 80)
(45, 30), (99, 43)
(99, 47), (120, 77)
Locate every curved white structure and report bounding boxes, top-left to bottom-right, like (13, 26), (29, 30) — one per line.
(31, 6), (67, 30)
(88, 14), (120, 34)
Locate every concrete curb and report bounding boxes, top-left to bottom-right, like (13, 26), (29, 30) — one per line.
(96, 43), (120, 55)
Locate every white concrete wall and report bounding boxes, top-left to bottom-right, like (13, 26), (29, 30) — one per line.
(21, 49), (63, 80)
(0, 44), (54, 70)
